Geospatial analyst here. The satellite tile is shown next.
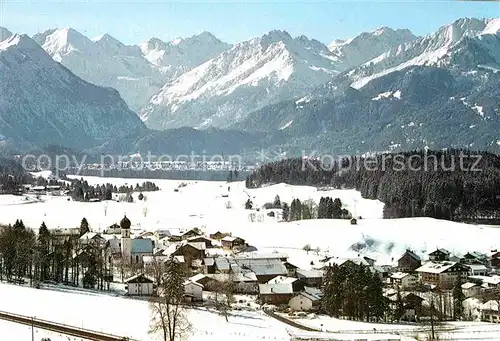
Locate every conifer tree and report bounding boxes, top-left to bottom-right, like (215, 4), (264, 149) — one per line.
(79, 218), (90, 236)
(282, 202), (289, 222)
(453, 280), (465, 320)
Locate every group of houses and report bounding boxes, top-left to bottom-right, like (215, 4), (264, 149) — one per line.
(392, 247), (500, 323)
(62, 217), (500, 323)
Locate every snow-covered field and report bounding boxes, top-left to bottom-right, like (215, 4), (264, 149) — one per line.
(1, 175), (498, 265)
(0, 282), (291, 341)
(0, 319), (89, 341)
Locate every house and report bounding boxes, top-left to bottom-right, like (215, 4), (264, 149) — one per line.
(403, 293), (424, 321)
(181, 229), (202, 240)
(203, 258), (216, 274)
(289, 291), (322, 312)
(468, 275), (500, 292)
(389, 272), (419, 290)
(296, 269), (324, 287)
(465, 264), (489, 276)
(428, 249), (450, 262)
(489, 251), (500, 269)
(481, 300), (500, 323)
(209, 231), (228, 240)
(235, 258), (287, 283)
(80, 232), (107, 247)
(461, 252), (488, 265)
(184, 280), (204, 302)
(172, 242), (206, 264)
(51, 228), (80, 242)
(258, 283), (294, 305)
(206, 272), (259, 294)
(415, 261), (469, 289)
(221, 236), (246, 250)
(124, 274), (154, 296)
(187, 236), (214, 248)
(188, 273), (212, 287)
(462, 282), (481, 298)
(284, 261), (299, 277)
(267, 276), (303, 293)
(397, 250), (421, 272)
(350, 218), (357, 225)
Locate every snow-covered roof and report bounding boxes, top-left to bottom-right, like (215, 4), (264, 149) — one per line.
(390, 272), (410, 280)
(203, 258), (215, 266)
(124, 273), (154, 283)
(296, 269), (324, 279)
(298, 291), (322, 302)
(429, 248), (450, 256)
(186, 242), (207, 251)
(189, 273), (207, 283)
(481, 300), (500, 312)
(401, 249), (420, 261)
(258, 283), (293, 295)
(183, 280), (203, 288)
(236, 259), (287, 276)
(415, 261), (465, 274)
(267, 276), (298, 285)
(461, 282), (478, 289)
(207, 272), (258, 283)
(469, 275), (500, 285)
(235, 252), (288, 260)
(465, 264), (488, 271)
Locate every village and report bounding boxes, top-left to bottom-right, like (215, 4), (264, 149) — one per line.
(33, 212), (500, 330)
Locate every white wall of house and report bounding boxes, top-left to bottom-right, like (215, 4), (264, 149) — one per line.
(401, 275), (419, 289)
(127, 282), (153, 296)
(184, 282), (203, 301)
(289, 295), (313, 311)
(463, 286), (481, 298)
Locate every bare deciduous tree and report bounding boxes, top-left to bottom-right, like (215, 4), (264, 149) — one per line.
(149, 260), (191, 341)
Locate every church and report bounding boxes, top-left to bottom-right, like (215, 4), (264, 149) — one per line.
(106, 215), (154, 265)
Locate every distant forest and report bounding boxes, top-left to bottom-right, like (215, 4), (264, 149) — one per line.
(246, 150), (500, 222)
(0, 158), (32, 194)
(66, 169), (249, 182)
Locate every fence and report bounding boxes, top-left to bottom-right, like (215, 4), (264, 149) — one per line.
(0, 310), (137, 341)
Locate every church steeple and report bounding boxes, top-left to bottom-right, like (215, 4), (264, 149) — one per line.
(120, 215), (131, 229)
(120, 215), (132, 264)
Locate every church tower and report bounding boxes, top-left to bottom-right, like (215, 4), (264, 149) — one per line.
(120, 215), (132, 264)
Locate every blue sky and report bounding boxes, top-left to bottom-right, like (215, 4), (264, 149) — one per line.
(1, 0), (498, 45)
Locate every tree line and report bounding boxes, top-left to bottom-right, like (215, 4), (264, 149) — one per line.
(70, 179), (159, 202)
(246, 194), (351, 221)
(0, 218), (111, 290)
(246, 150), (500, 222)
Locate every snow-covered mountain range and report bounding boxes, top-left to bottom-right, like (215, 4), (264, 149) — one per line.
(328, 27), (416, 71)
(0, 32), (145, 150)
(32, 29), (231, 111)
(139, 28), (418, 129)
(349, 18), (500, 89)
(1, 17), (499, 155)
(140, 30), (343, 129)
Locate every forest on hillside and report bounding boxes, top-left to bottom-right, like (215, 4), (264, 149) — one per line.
(246, 150), (500, 222)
